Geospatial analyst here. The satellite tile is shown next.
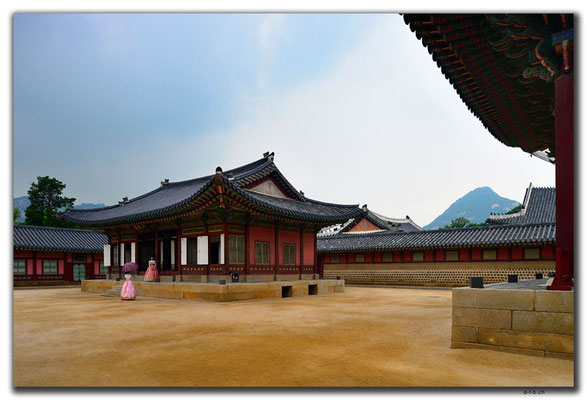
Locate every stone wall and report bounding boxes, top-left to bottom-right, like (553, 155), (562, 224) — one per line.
(451, 287), (574, 359)
(82, 279), (344, 302)
(323, 261), (555, 287)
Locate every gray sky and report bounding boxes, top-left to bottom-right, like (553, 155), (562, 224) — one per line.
(12, 12), (556, 227)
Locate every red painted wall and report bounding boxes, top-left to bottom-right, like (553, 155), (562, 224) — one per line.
(471, 248), (482, 261)
(374, 252), (382, 262)
(324, 254), (331, 263)
(348, 218), (381, 233)
(339, 253), (347, 263)
(542, 247), (554, 260)
(249, 226), (275, 265)
(435, 250), (445, 262)
(26, 259), (33, 275)
(498, 247), (509, 260)
(365, 253), (373, 263)
(348, 253), (355, 263)
(512, 247), (523, 260)
(393, 252), (402, 262)
(403, 251), (412, 262)
(459, 249), (469, 261)
(424, 250), (434, 262)
(278, 229), (300, 266)
(303, 233), (314, 265)
(36, 252), (64, 259)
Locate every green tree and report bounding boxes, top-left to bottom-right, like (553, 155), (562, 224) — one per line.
(506, 204), (523, 214)
(24, 176), (77, 228)
(443, 217), (470, 229)
(13, 207), (21, 224)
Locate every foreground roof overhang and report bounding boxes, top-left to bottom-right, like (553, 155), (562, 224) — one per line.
(403, 14), (573, 158)
(61, 154), (362, 227)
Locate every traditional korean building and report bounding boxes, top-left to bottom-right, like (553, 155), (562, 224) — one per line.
(61, 152), (362, 283)
(13, 225), (108, 287)
(317, 184), (556, 287)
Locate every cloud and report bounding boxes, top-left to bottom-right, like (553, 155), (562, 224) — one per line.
(200, 15), (554, 226)
(256, 14), (287, 90)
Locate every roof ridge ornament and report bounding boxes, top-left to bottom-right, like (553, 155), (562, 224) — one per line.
(263, 151), (275, 161)
(160, 178), (169, 187)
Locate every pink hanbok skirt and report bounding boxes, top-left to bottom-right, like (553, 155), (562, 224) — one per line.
(144, 266), (160, 281)
(121, 280), (136, 300)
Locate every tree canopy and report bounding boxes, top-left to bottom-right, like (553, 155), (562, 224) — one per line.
(443, 217), (489, 229)
(24, 176), (77, 228)
(443, 217), (470, 229)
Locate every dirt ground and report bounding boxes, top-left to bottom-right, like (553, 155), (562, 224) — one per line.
(12, 286), (573, 387)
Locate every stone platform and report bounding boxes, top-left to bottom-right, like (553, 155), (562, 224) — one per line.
(451, 279), (574, 359)
(81, 279), (344, 302)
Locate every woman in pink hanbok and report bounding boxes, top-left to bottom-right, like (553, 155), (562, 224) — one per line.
(144, 257), (159, 282)
(120, 273), (136, 300)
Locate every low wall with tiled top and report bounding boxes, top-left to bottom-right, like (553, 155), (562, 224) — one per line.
(451, 287), (574, 359)
(323, 261), (555, 287)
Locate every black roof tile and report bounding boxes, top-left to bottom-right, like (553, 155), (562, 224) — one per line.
(487, 184), (555, 225)
(61, 153), (362, 226)
(13, 225), (108, 252)
(317, 223), (555, 253)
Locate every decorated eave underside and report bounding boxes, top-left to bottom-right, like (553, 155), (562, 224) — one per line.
(60, 153), (363, 228)
(403, 14), (573, 158)
(13, 225), (108, 253)
(487, 184), (555, 225)
(317, 222), (555, 253)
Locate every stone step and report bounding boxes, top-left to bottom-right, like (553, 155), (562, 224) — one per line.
(102, 284), (124, 297)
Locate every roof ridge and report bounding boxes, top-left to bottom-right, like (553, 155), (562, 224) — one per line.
(14, 224), (100, 233)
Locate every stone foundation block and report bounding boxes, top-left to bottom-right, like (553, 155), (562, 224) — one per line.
(535, 291), (574, 313)
(478, 328), (574, 354)
(451, 326), (478, 343)
(512, 311), (574, 335)
(452, 288), (535, 310)
(452, 307), (512, 329)
(451, 341), (546, 358)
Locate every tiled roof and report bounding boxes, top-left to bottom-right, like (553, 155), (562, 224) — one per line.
(319, 207), (423, 237)
(61, 153), (362, 226)
(13, 225), (108, 252)
(403, 14), (570, 157)
(318, 223), (555, 253)
(487, 184), (555, 225)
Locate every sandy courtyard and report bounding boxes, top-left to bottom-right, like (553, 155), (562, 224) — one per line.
(13, 286), (573, 387)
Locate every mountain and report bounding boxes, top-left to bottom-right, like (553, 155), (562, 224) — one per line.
(423, 187), (520, 230)
(13, 196), (106, 223)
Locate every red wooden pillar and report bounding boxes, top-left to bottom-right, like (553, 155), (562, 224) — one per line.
(32, 251), (37, 283)
(244, 218), (250, 280)
(299, 225), (304, 278)
(177, 228), (182, 277)
(274, 221), (279, 280)
(223, 223), (229, 273)
(313, 229), (318, 277)
(548, 70), (574, 290)
(155, 230), (159, 268)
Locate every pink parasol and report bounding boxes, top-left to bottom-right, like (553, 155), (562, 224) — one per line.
(122, 262), (139, 273)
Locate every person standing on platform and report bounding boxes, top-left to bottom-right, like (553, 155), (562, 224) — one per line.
(144, 256), (160, 282)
